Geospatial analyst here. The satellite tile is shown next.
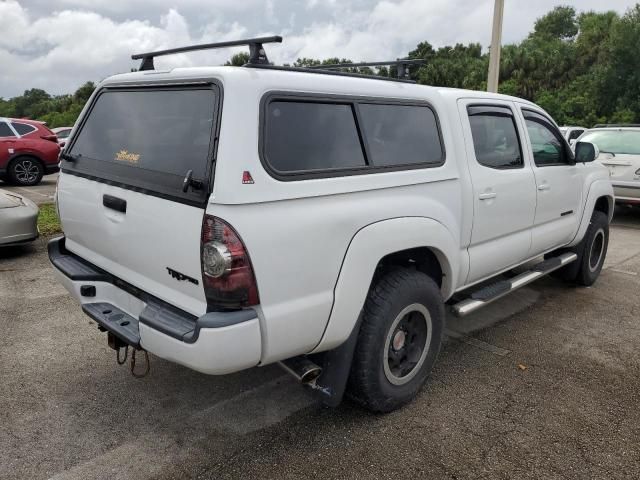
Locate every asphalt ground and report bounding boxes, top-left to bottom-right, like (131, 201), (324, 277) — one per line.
(0, 173), (58, 206)
(0, 203), (639, 480)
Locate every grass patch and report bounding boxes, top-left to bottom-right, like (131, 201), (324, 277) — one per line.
(38, 203), (62, 236)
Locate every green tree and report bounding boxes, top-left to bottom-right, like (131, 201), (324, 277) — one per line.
(532, 6), (578, 39)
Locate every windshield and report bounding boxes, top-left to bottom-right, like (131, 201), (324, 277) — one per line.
(580, 130), (640, 155)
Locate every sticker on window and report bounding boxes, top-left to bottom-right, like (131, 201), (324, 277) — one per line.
(115, 150), (141, 164)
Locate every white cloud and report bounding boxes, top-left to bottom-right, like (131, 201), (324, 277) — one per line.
(1, 0), (635, 98)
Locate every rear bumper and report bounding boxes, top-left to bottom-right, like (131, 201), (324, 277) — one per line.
(44, 164), (60, 175)
(48, 236), (262, 374)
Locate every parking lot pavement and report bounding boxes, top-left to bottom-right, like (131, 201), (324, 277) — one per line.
(0, 173), (58, 205)
(1, 212), (639, 480)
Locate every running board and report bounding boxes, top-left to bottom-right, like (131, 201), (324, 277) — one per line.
(452, 252), (578, 317)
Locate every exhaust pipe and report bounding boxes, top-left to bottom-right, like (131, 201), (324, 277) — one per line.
(279, 356), (322, 384)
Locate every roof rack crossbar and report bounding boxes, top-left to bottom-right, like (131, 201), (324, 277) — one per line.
(307, 59), (427, 79)
(131, 35), (283, 71)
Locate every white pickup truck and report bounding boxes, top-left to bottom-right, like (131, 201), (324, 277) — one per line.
(49, 38), (613, 412)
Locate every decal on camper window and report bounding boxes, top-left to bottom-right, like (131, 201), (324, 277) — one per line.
(114, 150), (141, 164)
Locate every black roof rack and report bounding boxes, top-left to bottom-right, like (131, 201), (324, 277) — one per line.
(307, 59), (427, 79)
(132, 35), (283, 71)
(593, 124), (640, 128)
(131, 36), (425, 84)
(244, 64), (416, 83)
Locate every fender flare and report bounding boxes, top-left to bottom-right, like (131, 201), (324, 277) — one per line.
(311, 216), (459, 353)
(568, 179), (614, 247)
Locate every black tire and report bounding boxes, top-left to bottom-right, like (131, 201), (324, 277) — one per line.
(347, 268), (444, 413)
(575, 211), (609, 286)
(551, 210), (609, 285)
(8, 156), (44, 186)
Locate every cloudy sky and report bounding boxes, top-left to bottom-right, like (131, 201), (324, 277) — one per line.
(1, 0), (636, 98)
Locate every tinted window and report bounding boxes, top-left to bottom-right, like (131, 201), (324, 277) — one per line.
(0, 123), (15, 137)
(70, 89), (215, 179)
(580, 130), (640, 155)
(358, 103), (443, 167)
(524, 111), (569, 166)
(468, 106), (522, 169)
(57, 129), (71, 139)
(568, 129), (584, 141)
(265, 101), (365, 172)
(11, 122), (36, 135)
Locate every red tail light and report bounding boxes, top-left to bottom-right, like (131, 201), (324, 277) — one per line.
(200, 215), (259, 310)
(41, 134), (58, 143)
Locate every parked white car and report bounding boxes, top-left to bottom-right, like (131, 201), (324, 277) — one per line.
(0, 189), (38, 246)
(48, 38), (614, 412)
(560, 125), (587, 146)
(51, 127), (73, 147)
(578, 125), (640, 205)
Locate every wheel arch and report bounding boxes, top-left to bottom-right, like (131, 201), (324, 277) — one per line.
(569, 179), (614, 247)
(311, 216), (459, 354)
(9, 152), (45, 167)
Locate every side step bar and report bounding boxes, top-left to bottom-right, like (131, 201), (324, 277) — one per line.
(452, 252), (578, 317)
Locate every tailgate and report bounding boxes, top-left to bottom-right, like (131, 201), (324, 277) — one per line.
(58, 84), (221, 316)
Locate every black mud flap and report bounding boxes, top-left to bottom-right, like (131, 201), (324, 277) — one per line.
(312, 314), (363, 408)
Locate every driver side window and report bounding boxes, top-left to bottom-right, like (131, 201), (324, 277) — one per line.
(523, 110), (571, 167)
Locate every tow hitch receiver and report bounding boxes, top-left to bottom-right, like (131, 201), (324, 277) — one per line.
(82, 302), (150, 378)
(107, 332), (151, 378)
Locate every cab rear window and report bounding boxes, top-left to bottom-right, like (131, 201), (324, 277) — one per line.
(65, 86), (218, 205)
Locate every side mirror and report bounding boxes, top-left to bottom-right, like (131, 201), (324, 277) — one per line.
(575, 141), (599, 163)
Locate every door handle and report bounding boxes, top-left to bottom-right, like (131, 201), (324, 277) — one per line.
(478, 192), (497, 200)
(103, 194), (127, 213)
(538, 183), (550, 191)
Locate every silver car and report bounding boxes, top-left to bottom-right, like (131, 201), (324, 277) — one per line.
(579, 126), (640, 205)
(0, 189), (39, 246)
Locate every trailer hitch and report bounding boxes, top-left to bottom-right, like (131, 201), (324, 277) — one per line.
(108, 332), (150, 378)
(130, 348), (150, 378)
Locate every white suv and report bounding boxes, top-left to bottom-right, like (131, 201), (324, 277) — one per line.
(49, 38), (613, 412)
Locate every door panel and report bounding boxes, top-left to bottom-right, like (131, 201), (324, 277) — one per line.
(520, 108), (582, 254)
(458, 100), (537, 284)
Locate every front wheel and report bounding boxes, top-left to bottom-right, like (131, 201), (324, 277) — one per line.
(8, 157), (44, 186)
(347, 268), (444, 413)
(575, 211), (609, 286)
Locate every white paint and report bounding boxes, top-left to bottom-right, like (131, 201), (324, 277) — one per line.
(54, 65), (614, 375)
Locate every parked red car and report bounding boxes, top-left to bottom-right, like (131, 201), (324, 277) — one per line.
(0, 117), (60, 186)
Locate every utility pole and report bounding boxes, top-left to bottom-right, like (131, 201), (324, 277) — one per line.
(487, 0), (504, 93)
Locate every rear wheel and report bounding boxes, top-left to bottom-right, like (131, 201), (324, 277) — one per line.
(347, 268), (444, 413)
(8, 157), (44, 186)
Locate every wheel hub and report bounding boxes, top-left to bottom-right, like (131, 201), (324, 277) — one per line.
(15, 160), (39, 183)
(383, 303), (432, 386)
(392, 329), (406, 351)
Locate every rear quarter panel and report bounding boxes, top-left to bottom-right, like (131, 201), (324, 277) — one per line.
(210, 73), (469, 364)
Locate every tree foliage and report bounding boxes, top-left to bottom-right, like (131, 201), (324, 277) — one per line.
(0, 82), (95, 128)
(1, 5), (639, 128)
